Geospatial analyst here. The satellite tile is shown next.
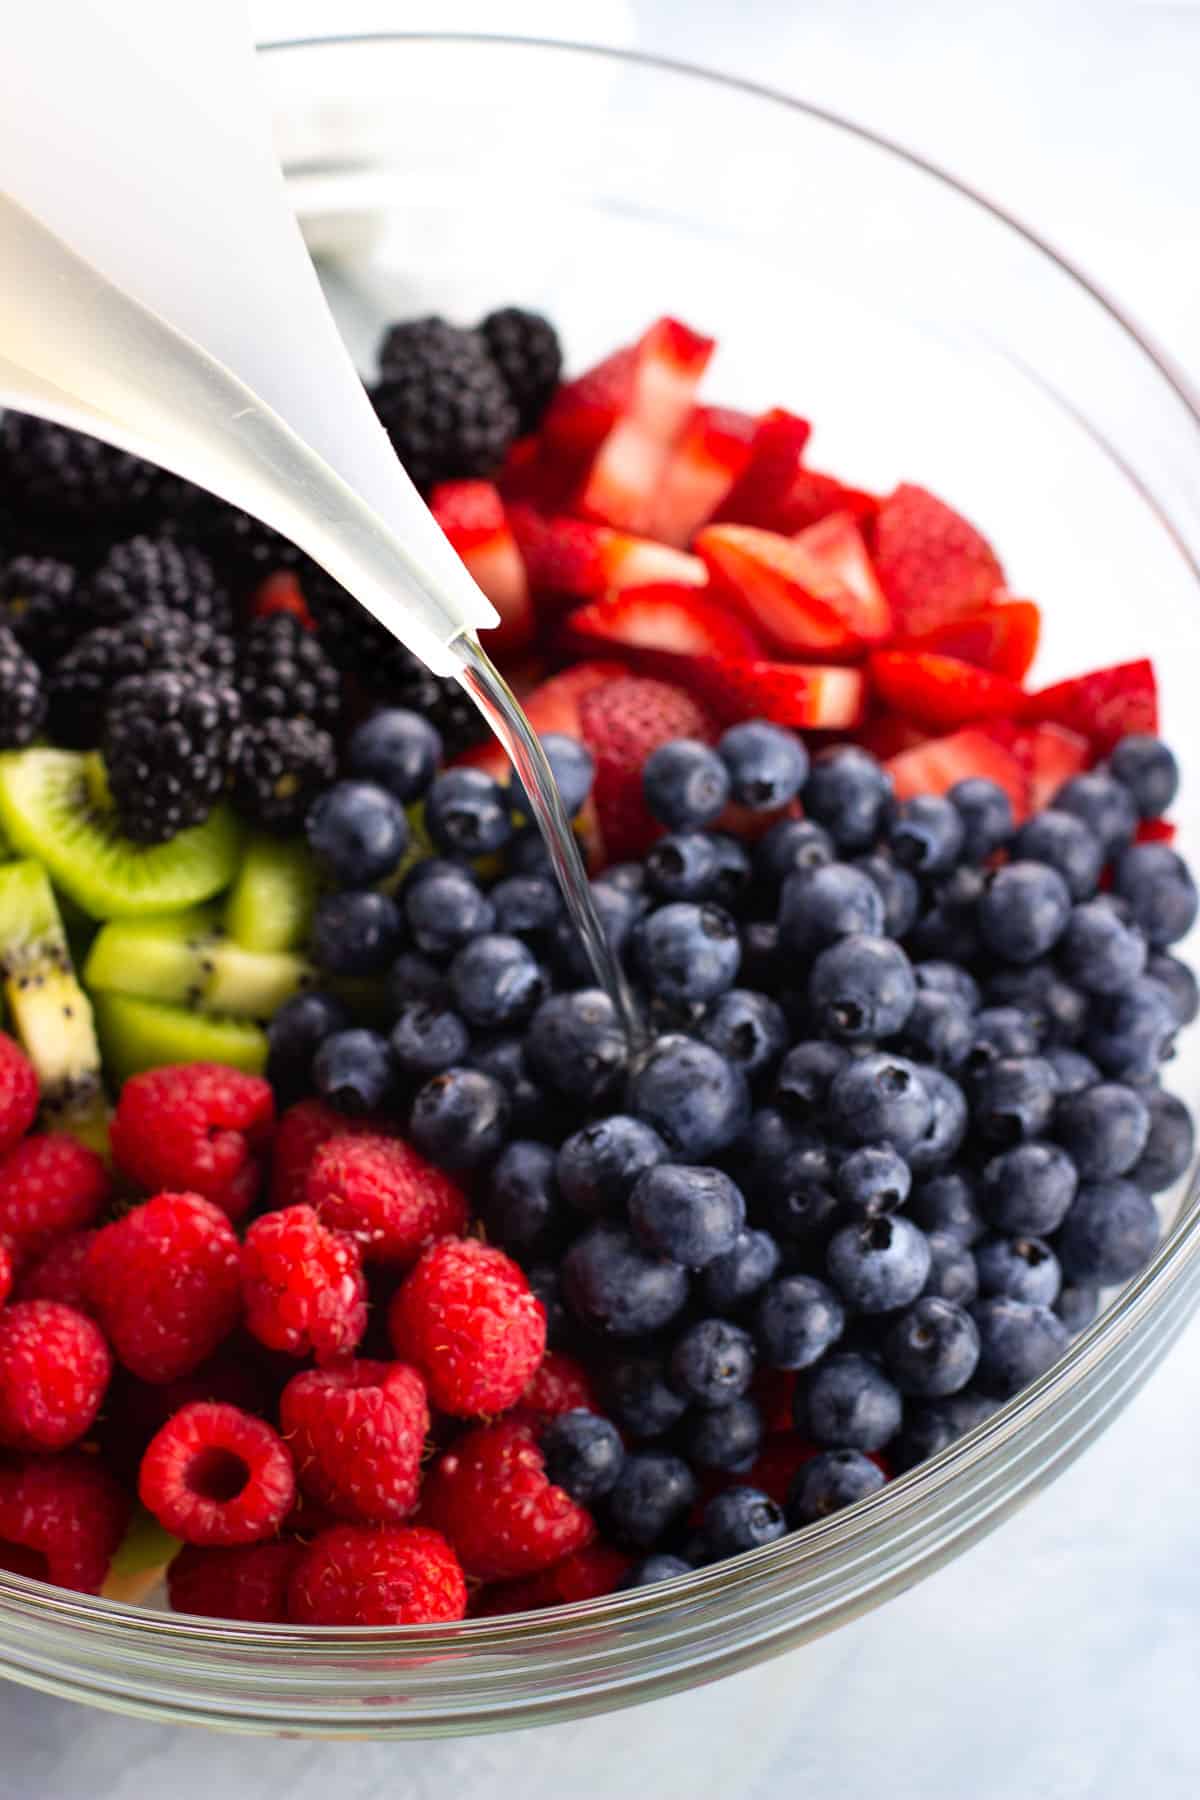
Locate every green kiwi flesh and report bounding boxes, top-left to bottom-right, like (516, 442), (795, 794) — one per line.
(93, 991), (268, 1082)
(224, 834), (317, 953)
(84, 907), (313, 1018)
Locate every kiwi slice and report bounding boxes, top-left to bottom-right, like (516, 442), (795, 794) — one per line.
(0, 858), (109, 1150)
(93, 991), (268, 1083)
(224, 834), (317, 953)
(85, 906), (313, 1019)
(0, 749), (241, 919)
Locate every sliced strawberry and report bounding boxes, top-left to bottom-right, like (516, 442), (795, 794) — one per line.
(509, 508), (705, 603)
(906, 598), (1041, 682)
(494, 434), (582, 512)
(872, 483), (1005, 638)
(793, 512), (892, 644)
(455, 660), (628, 780)
(1023, 659), (1158, 755)
(251, 570), (315, 630)
(711, 408), (878, 534)
(577, 674), (717, 860)
(567, 584), (763, 662)
(696, 524), (864, 657)
(855, 712), (931, 761)
(1021, 722), (1090, 811)
(1137, 818), (1177, 845)
(542, 344), (639, 460)
(681, 656), (867, 731)
(885, 728), (1028, 819)
(870, 651), (1026, 731)
(431, 480), (533, 656)
(648, 405), (756, 546)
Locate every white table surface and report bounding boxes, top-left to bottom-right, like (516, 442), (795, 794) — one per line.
(3, 4), (1199, 1795)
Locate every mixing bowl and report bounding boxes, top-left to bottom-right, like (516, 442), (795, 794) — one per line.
(1, 31), (1199, 1737)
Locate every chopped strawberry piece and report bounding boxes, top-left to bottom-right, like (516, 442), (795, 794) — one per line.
(250, 570), (315, 630)
(711, 408), (877, 534)
(649, 405), (756, 546)
(510, 508), (705, 602)
(431, 481), (533, 656)
(696, 524), (866, 657)
(869, 651), (1026, 730)
(577, 674), (717, 860)
(1024, 659), (1158, 755)
(681, 657), (867, 731)
(543, 344), (639, 459)
(575, 318), (715, 531)
(885, 728), (1028, 819)
(495, 435), (582, 513)
(855, 713), (931, 761)
(455, 661), (628, 781)
(567, 584), (763, 663)
(872, 483), (1005, 637)
(1020, 722), (1090, 811)
(905, 598), (1041, 682)
(1137, 818), (1177, 845)
(793, 512), (892, 644)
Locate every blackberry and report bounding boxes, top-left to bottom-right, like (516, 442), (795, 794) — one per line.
(237, 612), (341, 727)
(0, 412), (166, 525)
(305, 569), (484, 756)
(180, 491), (305, 588)
(232, 716), (337, 833)
(0, 625), (46, 748)
(88, 534), (234, 634)
(47, 608), (237, 749)
(0, 555), (84, 667)
(479, 307), (563, 432)
(370, 316), (518, 492)
(102, 669), (243, 844)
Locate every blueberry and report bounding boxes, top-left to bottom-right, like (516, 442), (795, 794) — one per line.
(346, 707), (441, 802)
(1086, 978), (1178, 1081)
(507, 824), (553, 876)
(963, 1007), (1041, 1076)
(632, 901), (741, 1008)
(740, 1107), (819, 1190)
(1044, 1047), (1101, 1096)
(986, 962), (1088, 1046)
(883, 1296), (981, 1397)
(306, 780), (409, 886)
(836, 1145), (912, 1216)
(1130, 1088), (1195, 1193)
(809, 935), (917, 1042)
(643, 739), (730, 831)
(775, 1041), (851, 1120)
(485, 1140), (561, 1253)
(386, 949), (450, 1012)
(556, 1115), (667, 1219)
(803, 746), (893, 852)
(467, 1035), (545, 1135)
(706, 834), (753, 909)
(1054, 1081), (1151, 1181)
(1012, 810), (1104, 902)
(628, 1164), (745, 1269)
(974, 1234), (1061, 1306)
(909, 1170), (984, 1244)
(906, 894), (981, 965)
(921, 1232), (979, 1306)
(489, 873), (562, 939)
(738, 922), (780, 992)
(1056, 1180), (1160, 1285)
(549, 880), (642, 986)
(829, 1053), (933, 1154)
(424, 767), (513, 856)
(891, 1391), (995, 1471)
(854, 851), (921, 937)
(700, 989), (788, 1082)
(1054, 771), (1138, 857)
(311, 889), (404, 977)
(1146, 952), (1199, 1026)
(1113, 843), (1198, 948)
(644, 832), (721, 902)
(978, 862), (1072, 963)
(754, 1274), (845, 1370)
(950, 776), (1014, 862)
(509, 732), (594, 819)
(404, 864), (495, 959)
(897, 989), (973, 1069)
(619, 1553), (693, 1589)
(312, 1027), (395, 1116)
(800, 1352), (903, 1451)
(669, 1319), (755, 1408)
(607, 1451), (697, 1549)
(754, 817), (834, 890)
(980, 1142), (1079, 1236)
(540, 1409), (624, 1504)
(1055, 1284), (1101, 1335)
(699, 1485), (786, 1559)
(626, 1034), (750, 1159)
(1059, 898), (1148, 997)
(682, 1397), (764, 1470)
(778, 862), (885, 958)
(527, 990), (627, 1107)
(408, 1066), (510, 1169)
(827, 1214), (931, 1313)
(700, 1229), (781, 1313)
(388, 1000), (471, 1081)
(448, 933), (547, 1032)
(888, 794), (965, 874)
(970, 1056), (1057, 1145)
(603, 1354), (688, 1440)
(787, 1448), (886, 1524)
(908, 1069), (968, 1173)
(525, 1263), (569, 1348)
(761, 1144), (841, 1245)
(718, 721), (808, 810)
(562, 1224), (690, 1337)
(972, 1297), (1069, 1398)
(914, 960), (981, 1011)
(266, 990), (351, 1098)
(1109, 734), (1178, 818)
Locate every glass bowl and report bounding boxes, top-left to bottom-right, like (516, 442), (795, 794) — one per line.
(2, 32), (1199, 1738)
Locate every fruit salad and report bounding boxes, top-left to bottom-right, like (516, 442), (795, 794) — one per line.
(0, 305), (1194, 1627)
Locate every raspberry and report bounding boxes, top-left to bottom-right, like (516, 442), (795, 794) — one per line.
(473, 1542), (631, 1617)
(0, 1452), (132, 1592)
(14, 1229), (98, 1310)
(85, 1192), (242, 1383)
(110, 1063), (274, 1221)
(98, 1346), (277, 1487)
(287, 1522), (467, 1626)
(515, 1351), (600, 1430)
(0, 1134), (111, 1261)
(241, 1206), (367, 1363)
(389, 1238), (546, 1417)
(168, 1540), (302, 1624)
(422, 1419), (595, 1580)
(0, 1239), (11, 1309)
(279, 1360), (428, 1523)
(0, 1300), (111, 1450)
(306, 1131), (469, 1266)
(269, 1097), (370, 1210)
(0, 1031), (38, 1155)
(139, 1401), (296, 1546)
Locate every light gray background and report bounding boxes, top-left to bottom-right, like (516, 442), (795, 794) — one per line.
(3, 4), (1198, 1795)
